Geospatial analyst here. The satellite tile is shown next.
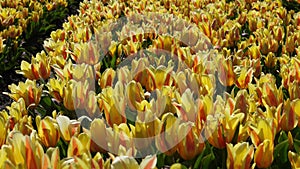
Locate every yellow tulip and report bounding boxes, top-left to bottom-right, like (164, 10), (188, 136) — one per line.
(177, 123), (205, 160)
(0, 111), (8, 147)
(67, 133), (90, 157)
(46, 147), (60, 169)
(56, 115), (80, 142)
(106, 123), (134, 156)
(262, 82), (283, 108)
(289, 151), (300, 169)
(6, 98), (27, 121)
(280, 99), (298, 131)
(249, 119), (274, 147)
(248, 45), (261, 59)
(286, 35), (296, 54)
(254, 139), (274, 168)
(111, 156), (139, 169)
(36, 116), (60, 147)
(226, 142), (254, 169)
(126, 81), (145, 112)
(47, 78), (64, 103)
(100, 83), (126, 126)
(235, 68), (253, 89)
(134, 110), (161, 150)
(74, 40), (101, 65)
(99, 68), (116, 89)
(218, 57), (235, 86)
(90, 119), (108, 153)
(63, 80), (75, 110)
(205, 112), (244, 149)
(5, 79), (43, 108)
(155, 113), (178, 156)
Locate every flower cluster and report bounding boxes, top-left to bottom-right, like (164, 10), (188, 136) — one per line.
(2, 0), (300, 168)
(0, 0), (68, 53)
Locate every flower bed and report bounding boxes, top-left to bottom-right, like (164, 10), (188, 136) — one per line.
(2, 0), (300, 168)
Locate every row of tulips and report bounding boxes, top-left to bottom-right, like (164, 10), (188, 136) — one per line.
(0, 0), (68, 53)
(3, 0), (300, 168)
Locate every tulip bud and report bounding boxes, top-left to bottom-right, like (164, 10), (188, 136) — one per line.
(177, 123), (205, 160)
(36, 116), (60, 147)
(254, 139), (274, 168)
(218, 58), (235, 86)
(226, 142), (254, 169)
(280, 99), (298, 131)
(289, 151), (300, 169)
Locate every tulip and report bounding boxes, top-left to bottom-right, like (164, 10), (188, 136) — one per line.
(205, 112), (244, 149)
(126, 81), (145, 112)
(36, 116), (60, 147)
(111, 156), (139, 169)
(254, 139), (274, 168)
(289, 151), (300, 169)
(106, 123), (135, 156)
(218, 57), (235, 86)
(286, 35), (296, 54)
(5, 79), (43, 108)
(19, 51), (50, 80)
(280, 99), (298, 131)
(67, 133), (91, 157)
(6, 98), (27, 120)
(0, 111), (8, 147)
(100, 84), (126, 126)
(226, 142), (254, 169)
(47, 78), (64, 103)
(248, 45), (261, 59)
(262, 82), (283, 108)
(56, 115), (80, 142)
(74, 40), (101, 65)
(177, 122), (205, 160)
(90, 119), (108, 153)
(264, 52), (277, 69)
(46, 147), (60, 169)
(249, 119), (274, 147)
(235, 68), (253, 89)
(63, 80), (75, 110)
(156, 113), (179, 156)
(99, 68), (116, 89)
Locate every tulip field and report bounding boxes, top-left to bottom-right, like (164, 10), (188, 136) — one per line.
(2, 0), (300, 168)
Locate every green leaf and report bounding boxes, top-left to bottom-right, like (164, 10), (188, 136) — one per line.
(156, 153), (166, 168)
(201, 152), (216, 169)
(274, 140), (289, 164)
(294, 139), (300, 153)
(278, 131), (288, 143)
(193, 143), (212, 169)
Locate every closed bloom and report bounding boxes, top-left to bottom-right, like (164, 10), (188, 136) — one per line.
(226, 142), (254, 169)
(289, 151), (300, 169)
(177, 123), (205, 160)
(56, 115), (80, 142)
(280, 99), (298, 131)
(254, 139), (274, 168)
(218, 57), (235, 86)
(36, 115), (60, 147)
(235, 68), (253, 89)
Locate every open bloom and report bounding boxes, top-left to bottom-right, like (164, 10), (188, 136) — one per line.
(18, 51), (51, 80)
(5, 80), (43, 108)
